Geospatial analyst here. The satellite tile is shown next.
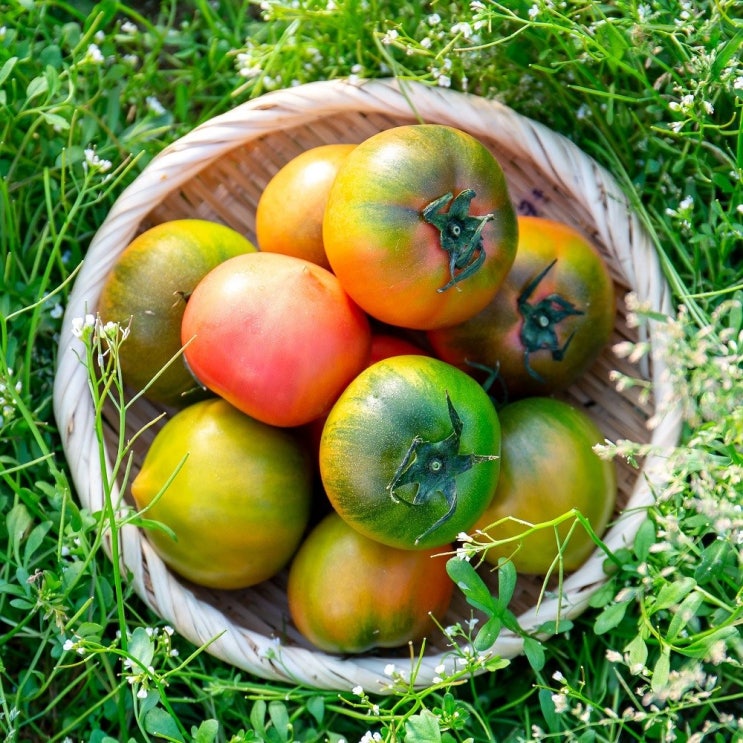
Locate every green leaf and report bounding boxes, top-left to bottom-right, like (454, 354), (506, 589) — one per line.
(682, 626), (739, 658)
(694, 539), (730, 585)
(537, 619), (574, 636)
(497, 558), (517, 605)
(651, 648), (671, 694)
(651, 577), (696, 614)
(192, 720), (220, 743)
(588, 579), (617, 608)
(473, 615), (502, 651)
(483, 657), (510, 672)
(128, 627), (155, 669)
(523, 636), (545, 672)
(144, 706), (184, 742)
(633, 517), (656, 562)
(624, 633), (648, 671)
(40, 111), (70, 131)
(268, 701), (291, 742)
(306, 695), (325, 725)
(24, 521), (52, 562)
(538, 687), (561, 734)
(594, 601), (630, 634)
(404, 709), (442, 743)
(446, 558), (497, 615)
(0, 56), (18, 87)
(26, 75), (49, 101)
(7, 503), (33, 560)
(138, 689), (159, 716)
(666, 590), (704, 641)
(250, 699), (267, 735)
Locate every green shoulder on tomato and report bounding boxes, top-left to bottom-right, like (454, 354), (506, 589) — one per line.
(319, 354), (501, 550)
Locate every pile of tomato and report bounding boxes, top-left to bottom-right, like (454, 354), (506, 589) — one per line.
(98, 124), (618, 655)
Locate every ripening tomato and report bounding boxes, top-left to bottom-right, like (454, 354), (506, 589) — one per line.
(97, 219), (256, 406)
(427, 216), (616, 399)
(256, 144), (356, 269)
(472, 397), (616, 574)
(367, 332), (431, 365)
(323, 124), (518, 330)
(181, 252), (372, 427)
(288, 512), (454, 654)
(130, 398), (313, 589)
(319, 355), (501, 550)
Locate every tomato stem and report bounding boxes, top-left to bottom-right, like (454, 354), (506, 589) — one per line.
(422, 189), (494, 292)
(386, 392), (499, 545)
(516, 259), (585, 381)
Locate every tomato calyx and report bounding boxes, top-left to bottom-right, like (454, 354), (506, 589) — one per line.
(517, 259), (585, 381)
(422, 189), (494, 293)
(387, 391), (499, 545)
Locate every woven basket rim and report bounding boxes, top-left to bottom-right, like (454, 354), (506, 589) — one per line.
(53, 77), (682, 693)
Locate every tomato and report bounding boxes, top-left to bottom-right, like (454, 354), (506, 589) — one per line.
(319, 354), (501, 550)
(97, 219), (256, 406)
(256, 144), (356, 270)
(181, 252), (372, 427)
(367, 332), (431, 364)
(130, 398), (313, 590)
(472, 397), (616, 574)
(427, 216), (616, 399)
(323, 124), (518, 330)
(287, 512), (453, 654)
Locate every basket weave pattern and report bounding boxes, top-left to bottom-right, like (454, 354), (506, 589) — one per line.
(54, 78), (681, 693)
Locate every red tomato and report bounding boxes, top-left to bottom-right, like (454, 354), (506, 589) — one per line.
(181, 252), (372, 427)
(288, 512), (454, 654)
(323, 124), (518, 330)
(427, 216), (616, 399)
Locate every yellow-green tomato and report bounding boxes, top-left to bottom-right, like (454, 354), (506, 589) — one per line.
(287, 512), (454, 654)
(131, 398), (312, 590)
(473, 397), (616, 574)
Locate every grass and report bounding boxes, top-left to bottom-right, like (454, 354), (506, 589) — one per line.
(1, 0), (741, 740)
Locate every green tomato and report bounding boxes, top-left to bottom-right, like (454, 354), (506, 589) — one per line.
(319, 354), (501, 550)
(473, 397), (617, 574)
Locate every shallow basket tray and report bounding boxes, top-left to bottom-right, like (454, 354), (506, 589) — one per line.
(54, 77), (682, 693)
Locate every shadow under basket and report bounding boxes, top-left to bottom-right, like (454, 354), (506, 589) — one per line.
(54, 78), (682, 693)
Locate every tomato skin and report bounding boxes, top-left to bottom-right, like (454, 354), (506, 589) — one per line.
(427, 216), (616, 399)
(319, 355), (501, 550)
(323, 124), (518, 330)
(472, 397), (616, 574)
(181, 252), (372, 427)
(256, 144), (356, 269)
(97, 219), (256, 406)
(130, 398), (313, 590)
(367, 332), (430, 364)
(288, 512), (454, 654)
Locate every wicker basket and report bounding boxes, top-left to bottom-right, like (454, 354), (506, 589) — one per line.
(54, 78), (681, 693)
